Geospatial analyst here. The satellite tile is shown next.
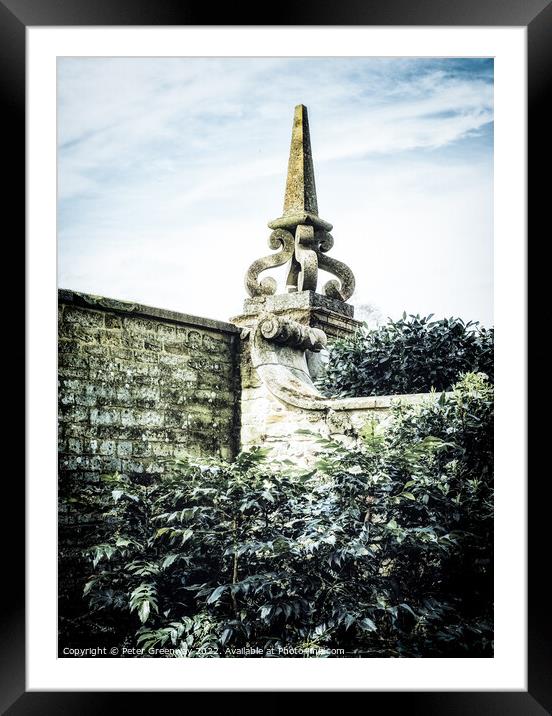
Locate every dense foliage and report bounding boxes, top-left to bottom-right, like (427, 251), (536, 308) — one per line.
(59, 374), (493, 658)
(317, 314), (494, 398)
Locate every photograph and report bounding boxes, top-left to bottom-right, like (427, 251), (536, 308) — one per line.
(57, 56), (495, 659)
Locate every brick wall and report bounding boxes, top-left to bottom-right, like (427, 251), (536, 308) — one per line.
(58, 289), (241, 485)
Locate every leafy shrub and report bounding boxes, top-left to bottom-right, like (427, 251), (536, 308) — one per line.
(59, 374), (493, 657)
(317, 313), (494, 398)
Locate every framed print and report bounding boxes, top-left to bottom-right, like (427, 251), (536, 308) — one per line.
(7, 0), (548, 710)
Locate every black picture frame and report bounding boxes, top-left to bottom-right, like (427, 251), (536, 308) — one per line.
(8, 0), (546, 710)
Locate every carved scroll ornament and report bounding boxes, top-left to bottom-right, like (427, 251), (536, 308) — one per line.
(257, 313), (327, 352)
(245, 225), (355, 302)
(317, 231), (355, 302)
(244, 229), (294, 297)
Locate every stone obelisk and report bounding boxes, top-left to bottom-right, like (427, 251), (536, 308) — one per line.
(234, 104), (359, 340)
(283, 104), (318, 218)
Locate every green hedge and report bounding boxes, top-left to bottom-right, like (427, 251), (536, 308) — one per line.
(59, 373), (493, 658)
(317, 313), (493, 398)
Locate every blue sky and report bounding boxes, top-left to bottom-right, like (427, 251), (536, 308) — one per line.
(58, 57), (493, 325)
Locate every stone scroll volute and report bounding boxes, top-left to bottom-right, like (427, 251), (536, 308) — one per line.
(244, 229), (294, 297)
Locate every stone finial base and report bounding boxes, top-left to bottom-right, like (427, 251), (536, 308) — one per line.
(230, 291), (363, 454)
(231, 290), (362, 342)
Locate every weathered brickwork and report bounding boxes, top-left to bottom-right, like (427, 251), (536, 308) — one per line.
(58, 289), (241, 485)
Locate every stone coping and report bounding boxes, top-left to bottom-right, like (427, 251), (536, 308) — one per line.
(326, 391), (450, 412)
(58, 288), (239, 335)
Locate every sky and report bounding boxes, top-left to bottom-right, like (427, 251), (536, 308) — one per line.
(58, 57), (493, 326)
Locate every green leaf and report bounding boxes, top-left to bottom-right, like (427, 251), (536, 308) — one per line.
(83, 579), (96, 596)
(220, 628), (232, 646)
(207, 585), (227, 605)
(162, 554), (179, 569)
(358, 617), (377, 632)
(138, 599), (151, 624)
(344, 614), (356, 630)
(400, 603), (418, 618)
(180, 528), (194, 545)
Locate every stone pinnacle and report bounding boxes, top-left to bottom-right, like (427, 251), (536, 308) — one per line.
(283, 104), (319, 217)
(246, 104), (355, 302)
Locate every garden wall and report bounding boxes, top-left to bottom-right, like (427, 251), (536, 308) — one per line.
(240, 362), (433, 465)
(58, 289), (241, 486)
